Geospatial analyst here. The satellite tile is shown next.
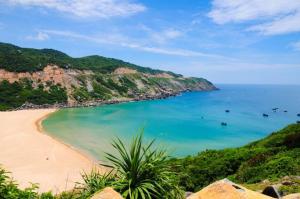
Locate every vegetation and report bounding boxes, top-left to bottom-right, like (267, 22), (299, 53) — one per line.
(0, 124), (300, 198)
(105, 134), (183, 199)
(0, 42), (179, 76)
(0, 80), (67, 111)
(168, 123), (300, 192)
(0, 133), (183, 199)
(0, 42), (216, 110)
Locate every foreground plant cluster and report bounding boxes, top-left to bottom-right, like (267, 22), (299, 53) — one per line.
(0, 134), (183, 199)
(1, 124), (300, 199)
(169, 123), (300, 192)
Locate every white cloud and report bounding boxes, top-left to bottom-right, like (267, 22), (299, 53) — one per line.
(139, 25), (183, 44)
(4, 0), (146, 18)
(41, 29), (230, 59)
(208, 0), (300, 35)
(291, 41), (300, 51)
(26, 32), (50, 41)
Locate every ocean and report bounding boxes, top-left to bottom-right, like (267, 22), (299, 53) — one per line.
(42, 84), (300, 162)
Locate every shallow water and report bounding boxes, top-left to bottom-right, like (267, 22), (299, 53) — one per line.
(43, 84), (300, 161)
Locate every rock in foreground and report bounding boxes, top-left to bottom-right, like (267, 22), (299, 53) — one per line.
(187, 179), (273, 199)
(90, 187), (123, 199)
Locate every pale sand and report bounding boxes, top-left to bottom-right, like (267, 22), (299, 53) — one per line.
(0, 109), (108, 194)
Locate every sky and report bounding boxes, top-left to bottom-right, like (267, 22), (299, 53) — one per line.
(0, 0), (300, 84)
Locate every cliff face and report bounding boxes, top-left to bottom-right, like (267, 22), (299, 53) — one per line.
(0, 42), (216, 110)
(0, 65), (216, 109)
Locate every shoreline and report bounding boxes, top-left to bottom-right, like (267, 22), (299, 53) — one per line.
(36, 109), (106, 167)
(0, 109), (108, 194)
(13, 88), (217, 111)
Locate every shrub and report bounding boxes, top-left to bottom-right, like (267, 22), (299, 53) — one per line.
(105, 134), (183, 199)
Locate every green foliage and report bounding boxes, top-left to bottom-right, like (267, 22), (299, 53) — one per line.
(0, 167), (39, 199)
(72, 87), (90, 102)
(169, 123), (300, 191)
(105, 133), (183, 199)
(279, 182), (300, 195)
(119, 76), (137, 90)
(77, 170), (115, 198)
(91, 82), (111, 100)
(0, 42), (176, 76)
(0, 80), (67, 111)
(1, 125), (300, 198)
(106, 78), (128, 94)
(93, 75), (128, 95)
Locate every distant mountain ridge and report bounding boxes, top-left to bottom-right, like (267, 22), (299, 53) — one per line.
(0, 42), (180, 76)
(0, 42), (216, 111)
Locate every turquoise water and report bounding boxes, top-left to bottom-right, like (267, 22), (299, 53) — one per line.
(43, 84), (300, 161)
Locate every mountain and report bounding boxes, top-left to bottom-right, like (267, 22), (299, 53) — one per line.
(0, 42), (216, 111)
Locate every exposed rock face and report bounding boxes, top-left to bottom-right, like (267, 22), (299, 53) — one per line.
(114, 67), (137, 75)
(283, 193), (300, 199)
(0, 65), (80, 87)
(90, 187), (123, 199)
(0, 65), (85, 104)
(187, 179), (273, 199)
(0, 65), (216, 109)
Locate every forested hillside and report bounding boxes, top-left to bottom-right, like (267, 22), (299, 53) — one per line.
(169, 123), (300, 192)
(0, 42), (178, 75)
(0, 42), (216, 111)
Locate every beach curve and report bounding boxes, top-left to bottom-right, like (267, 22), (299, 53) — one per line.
(0, 109), (108, 194)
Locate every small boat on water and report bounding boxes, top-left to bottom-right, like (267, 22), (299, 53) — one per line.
(225, 110), (230, 113)
(297, 113), (300, 117)
(284, 110), (288, 113)
(263, 113), (269, 117)
(221, 122), (227, 126)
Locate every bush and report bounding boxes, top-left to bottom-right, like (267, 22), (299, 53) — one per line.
(0, 80), (67, 110)
(105, 133), (183, 199)
(169, 124), (300, 191)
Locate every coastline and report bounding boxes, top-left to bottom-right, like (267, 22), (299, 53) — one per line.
(0, 109), (108, 193)
(36, 109), (106, 168)
(14, 88), (217, 111)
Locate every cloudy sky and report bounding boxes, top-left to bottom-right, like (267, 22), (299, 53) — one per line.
(0, 0), (300, 84)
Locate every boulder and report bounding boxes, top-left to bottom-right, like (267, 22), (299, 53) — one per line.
(187, 179), (273, 199)
(262, 186), (281, 198)
(90, 187), (123, 199)
(283, 193), (300, 199)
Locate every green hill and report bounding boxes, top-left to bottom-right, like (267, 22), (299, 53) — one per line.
(0, 42), (216, 111)
(169, 123), (300, 192)
(0, 42), (179, 76)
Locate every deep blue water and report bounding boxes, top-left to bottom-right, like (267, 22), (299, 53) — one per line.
(43, 84), (300, 161)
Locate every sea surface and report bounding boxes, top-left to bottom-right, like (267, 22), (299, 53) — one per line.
(43, 84), (300, 161)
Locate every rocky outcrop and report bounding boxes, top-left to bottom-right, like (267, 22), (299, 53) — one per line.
(187, 179), (273, 199)
(113, 67), (137, 75)
(0, 65), (216, 110)
(283, 193), (300, 199)
(90, 187), (123, 199)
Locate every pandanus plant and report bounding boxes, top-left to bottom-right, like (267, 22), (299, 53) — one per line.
(105, 133), (183, 199)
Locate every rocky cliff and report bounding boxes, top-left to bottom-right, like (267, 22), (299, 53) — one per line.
(0, 43), (216, 110)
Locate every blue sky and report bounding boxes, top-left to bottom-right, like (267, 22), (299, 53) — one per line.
(0, 0), (300, 84)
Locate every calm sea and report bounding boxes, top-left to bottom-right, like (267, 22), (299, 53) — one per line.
(43, 84), (300, 161)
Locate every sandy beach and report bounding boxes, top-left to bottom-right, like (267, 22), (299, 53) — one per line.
(0, 109), (107, 193)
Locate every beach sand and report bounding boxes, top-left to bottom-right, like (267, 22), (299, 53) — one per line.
(0, 109), (107, 193)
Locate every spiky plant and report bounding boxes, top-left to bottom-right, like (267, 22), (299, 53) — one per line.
(105, 133), (183, 199)
(77, 169), (115, 198)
